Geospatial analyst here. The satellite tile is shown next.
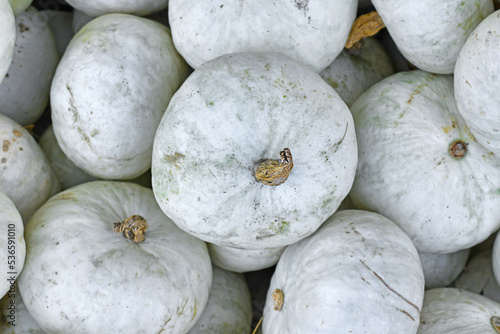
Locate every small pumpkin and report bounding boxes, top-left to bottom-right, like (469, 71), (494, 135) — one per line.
(417, 288), (500, 333)
(371, 0), (493, 74)
(64, 0), (168, 17)
(0, 114), (61, 221)
(18, 181), (212, 333)
(419, 249), (469, 289)
(350, 69), (500, 253)
(454, 9), (500, 157)
(168, 0), (357, 72)
(0, 6), (59, 125)
(0, 0), (15, 85)
(188, 266), (252, 334)
(51, 13), (189, 180)
(152, 51), (357, 250)
(0, 189), (25, 299)
(262, 210), (424, 333)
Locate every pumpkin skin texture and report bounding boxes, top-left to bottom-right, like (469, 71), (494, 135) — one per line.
(350, 70), (500, 254)
(188, 266), (252, 334)
(262, 210), (424, 333)
(50, 13), (189, 180)
(320, 37), (394, 107)
(64, 0), (168, 17)
(454, 10), (500, 157)
(371, 0), (493, 74)
(208, 243), (285, 273)
(152, 52), (358, 250)
(168, 0), (358, 73)
(18, 181), (212, 334)
(417, 288), (500, 333)
(0, 114), (61, 221)
(419, 249), (469, 289)
(7, 0), (31, 16)
(0, 6), (59, 125)
(0, 0), (15, 86)
(0, 189), (25, 299)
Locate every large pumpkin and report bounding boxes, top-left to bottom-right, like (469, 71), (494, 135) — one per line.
(152, 51), (358, 249)
(18, 181), (212, 333)
(168, 0), (357, 72)
(50, 13), (189, 180)
(262, 210), (424, 333)
(350, 70), (500, 254)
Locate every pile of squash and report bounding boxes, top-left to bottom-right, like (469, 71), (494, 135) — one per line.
(1, 0), (500, 333)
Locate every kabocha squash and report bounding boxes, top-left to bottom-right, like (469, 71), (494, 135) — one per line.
(0, 114), (60, 221)
(51, 13), (189, 180)
(188, 266), (252, 334)
(208, 243), (285, 273)
(152, 51), (358, 250)
(371, 0), (493, 74)
(18, 181), (212, 333)
(64, 0), (168, 17)
(0, 189), (25, 299)
(262, 210), (424, 333)
(454, 9), (500, 157)
(417, 288), (500, 333)
(419, 249), (469, 289)
(350, 70), (500, 254)
(168, 0), (358, 73)
(0, 0), (15, 85)
(0, 6), (59, 125)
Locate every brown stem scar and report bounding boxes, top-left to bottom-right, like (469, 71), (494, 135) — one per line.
(113, 215), (148, 243)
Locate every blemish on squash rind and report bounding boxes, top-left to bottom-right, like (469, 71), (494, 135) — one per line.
(163, 152), (186, 170)
(270, 220), (290, 234)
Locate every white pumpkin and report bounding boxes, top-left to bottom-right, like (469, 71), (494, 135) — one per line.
(0, 189), (25, 299)
(209, 243), (285, 273)
(350, 70), (500, 254)
(168, 0), (358, 73)
(51, 13), (189, 180)
(0, 0), (15, 85)
(64, 0), (168, 17)
(152, 51), (358, 250)
(262, 210), (424, 333)
(0, 283), (43, 333)
(0, 6), (59, 125)
(371, 0), (493, 74)
(419, 249), (469, 289)
(320, 37), (394, 107)
(454, 9), (500, 157)
(454, 250), (500, 303)
(0, 114), (60, 221)
(18, 181), (212, 333)
(417, 288), (500, 333)
(188, 266), (252, 334)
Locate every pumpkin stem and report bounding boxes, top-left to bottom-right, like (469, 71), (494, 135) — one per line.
(491, 316), (500, 333)
(113, 215), (148, 243)
(272, 288), (284, 311)
(345, 11), (385, 50)
(449, 140), (467, 159)
(255, 148), (293, 186)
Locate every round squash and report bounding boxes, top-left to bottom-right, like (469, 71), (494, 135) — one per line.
(419, 249), (469, 289)
(454, 9), (500, 157)
(188, 266), (252, 334)
(64, 0), (168, 17)
(168, 0), (357, 72)
(208, 243), (285, 273)
(0, 6), (59, 125)
(262, 209), (424, 333)
(0, 114), (61, 221)
(0, 0), (15, 85)
(371, 0), (493, 74)
(0, 189), (25, 299)
(350, 69), (500, 254)
(152, 51), (357, 250)
(51, 13), (189, 180)
(417, 288), (500, 333)
(18, 181), (212, 333)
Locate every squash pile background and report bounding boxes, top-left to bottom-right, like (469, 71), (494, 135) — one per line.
(2, 0), (500, 333)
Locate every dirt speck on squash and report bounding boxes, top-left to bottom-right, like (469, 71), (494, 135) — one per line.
(3, 140), (10, 152)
